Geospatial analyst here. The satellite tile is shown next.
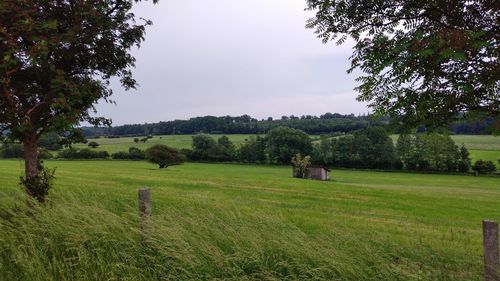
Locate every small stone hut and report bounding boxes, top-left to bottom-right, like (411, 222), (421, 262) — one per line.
(292, 166), (330, 181)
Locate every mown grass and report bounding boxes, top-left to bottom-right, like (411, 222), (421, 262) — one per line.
(1, 159), (499, 280)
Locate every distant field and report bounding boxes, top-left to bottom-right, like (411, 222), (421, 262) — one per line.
(74, 134), (499, 167)
(73, 134), (253, 153)
(1, 160), (499, 280)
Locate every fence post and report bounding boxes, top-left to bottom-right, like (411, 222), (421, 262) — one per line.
(138, 188), (151, 219)
(483, 220), (499, 281)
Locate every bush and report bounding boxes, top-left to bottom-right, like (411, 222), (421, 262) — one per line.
(111, 147), (145, 160)
(38, 132), (62, 150)
(20, 165), (56, 203)
(1, 143), (24, 158)
(88, 141), (100, 148)
(145, 144), (186, 168)
(38, 148), (53, 159)
(291, 153), (311, 178)
(472, 160), (497, 175)
(58, 148), (109, 159)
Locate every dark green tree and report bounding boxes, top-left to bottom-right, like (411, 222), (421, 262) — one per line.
(353, 127), (396, 169)
(306, 0), (499, 129)
(458, 144), (472, 172)
(88, 141), (99, 149)
(238, 136), (267, 163)
(266, 127), (312, 164)
(38, 132), (62, 151)
(191, 134), (217, 161)
(0, 0), (157, 201)
(396, 134), (416, 169)
(145, 144), (186, 169)
(472, 160), (497, 174)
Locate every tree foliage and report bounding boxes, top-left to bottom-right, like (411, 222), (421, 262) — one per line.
(145, 144), (186, 169)
(306, 0), (499, 128)
(0, 0), (156, 200)
(266, 127), (312, 164)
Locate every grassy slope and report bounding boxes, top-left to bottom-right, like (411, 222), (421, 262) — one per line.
(1, 160), (499, 280)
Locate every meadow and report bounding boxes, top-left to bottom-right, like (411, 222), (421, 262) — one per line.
(1, 159), (499, 280)
(75, 134), (500, 167)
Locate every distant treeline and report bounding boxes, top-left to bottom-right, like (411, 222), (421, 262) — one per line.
(81, 113), (497, 137)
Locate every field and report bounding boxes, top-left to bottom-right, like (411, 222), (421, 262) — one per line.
(76, 134), (500, 167)
(73, 134), (253, 153)
(1, 159), (500, 280)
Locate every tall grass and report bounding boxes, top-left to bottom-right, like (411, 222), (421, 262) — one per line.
(0, 160), (493, 280)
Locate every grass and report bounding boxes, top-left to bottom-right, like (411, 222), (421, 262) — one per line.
(1, 159), (499, 280)
(73, 134), (253, 153)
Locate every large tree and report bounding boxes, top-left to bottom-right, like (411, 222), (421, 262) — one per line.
(306, 0), (499, 129)
(0, 0), (156, 201)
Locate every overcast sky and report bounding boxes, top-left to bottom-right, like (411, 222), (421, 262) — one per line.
(95, 0), (369, 125)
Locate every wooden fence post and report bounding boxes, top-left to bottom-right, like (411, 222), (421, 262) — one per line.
(138, 188), (151, 219)
(483, 220), (499, 281)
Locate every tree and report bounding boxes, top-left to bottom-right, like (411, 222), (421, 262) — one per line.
(266, 127), (312, 164)
(306, 0), (499, 129)
(134, 138), (140, 144)
(0, 0), (156, 201)
(38, 132), (62, 151)
(291, 153), (312, 178)
(472, 160), (497, 174)
(88, 141), (99, 149)
(353, 127), (396, 169)
(238, 136), (267, 163)
(396, 134), (416, 169)
(458, 144), (472, 172)
(191, 134), (217, 161)
(145, 144), (186, 169)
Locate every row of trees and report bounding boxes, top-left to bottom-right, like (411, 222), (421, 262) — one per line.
(82, 114), (497, 137)
(179, 127), (497, 174)
(2, 126), (497, 175)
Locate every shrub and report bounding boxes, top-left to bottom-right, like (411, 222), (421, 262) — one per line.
(20, 165), (56, 203)
(1, 143), (24, 158)
(38, 148), (53, 159)
(38, 132), (62, 150)
(88, 141), (100, 148)
(291, 153), (311, 178)
(145, 144), (186, 168)
(472, 160), (497, 175)
(111, 147), (145, 160)
(58, 148), (109, 159)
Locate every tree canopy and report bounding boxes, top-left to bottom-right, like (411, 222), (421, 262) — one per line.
(0, 0), (156, 200)
(306, 0), (499, 129)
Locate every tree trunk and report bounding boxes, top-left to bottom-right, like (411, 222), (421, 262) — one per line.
(23, 134), (39, 182)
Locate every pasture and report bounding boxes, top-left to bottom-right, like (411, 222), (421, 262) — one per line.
(1, 159), (499, 280)
(75, 134), (500, 167)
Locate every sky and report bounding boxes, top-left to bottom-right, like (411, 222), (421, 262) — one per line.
(95, 0), (369, 125)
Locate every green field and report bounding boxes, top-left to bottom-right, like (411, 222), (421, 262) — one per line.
(73, 134), (253, 153)
(76, 134), (500, 167)
(1, 160), (499, 280)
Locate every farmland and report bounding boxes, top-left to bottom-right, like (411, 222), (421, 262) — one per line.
(74, 134), (500, 167)
(1, 159), (499, 280)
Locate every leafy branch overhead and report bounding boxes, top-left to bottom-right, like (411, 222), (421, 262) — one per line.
(306, 0), (499, 128)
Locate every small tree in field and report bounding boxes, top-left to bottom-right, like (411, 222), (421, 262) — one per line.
(0, 0), (156, 202)
(88, 142), (100, 149)
(291, 153), (311, 178)
(145, 144), (186, 169)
